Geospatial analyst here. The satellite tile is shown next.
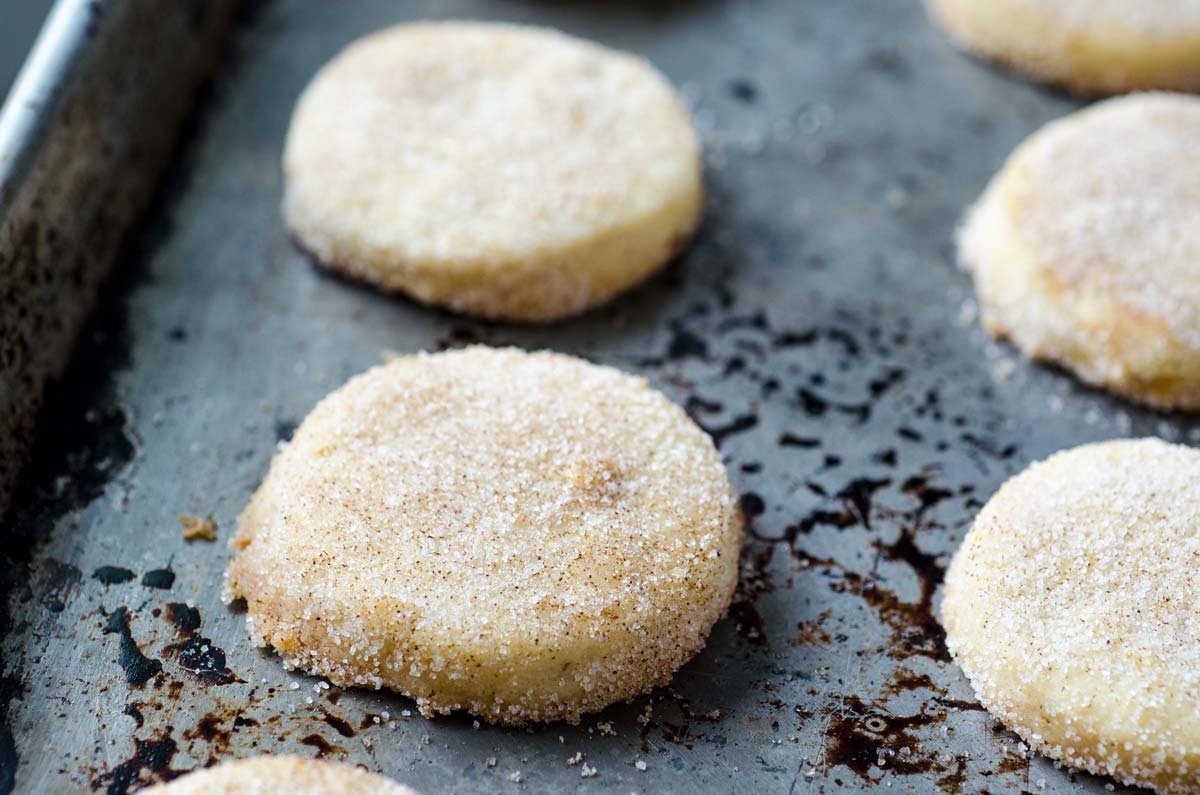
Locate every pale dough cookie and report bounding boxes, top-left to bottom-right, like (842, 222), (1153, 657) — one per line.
(942, 439), (1200, 795)
(283, 21), (703, 322)
(141, 757), (419, 794)
(225, 346), (742, 725)
(926, 0), (1200, 94)
(959, 93), (1200, 410)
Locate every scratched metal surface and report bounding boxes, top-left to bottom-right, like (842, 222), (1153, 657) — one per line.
(3, 1), (1196, 793)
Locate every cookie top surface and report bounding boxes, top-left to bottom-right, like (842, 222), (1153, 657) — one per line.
(1002, 0), (1200, 37)
(926, 0), (1200, 94)
(942, 438), (1200, 794)
(142, 757), (418, 794)
(226, 346), (741, 723)
(994, 93), (1200, 347)
(282, 21), (702, 321)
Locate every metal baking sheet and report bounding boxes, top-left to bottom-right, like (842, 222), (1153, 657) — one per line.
(0, 0), (238, 518)
(3, 1), (1195, 793)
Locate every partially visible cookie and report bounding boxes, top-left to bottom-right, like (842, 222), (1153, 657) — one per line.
(142, 757), (419, 794)
(958, 92), (1200, 410)
(283, 21), (703, 322)
(942, 439), (1200, 795)
(225, 346), (742, 725)
(926, 0), (1200, 94)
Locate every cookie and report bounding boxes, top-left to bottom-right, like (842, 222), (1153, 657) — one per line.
(942, 439), (1200, 795)
(226, 346), (742, 724)
(958, 93), (1200, 410)
(142, 757), (418, 794)
(926, 0), (1200, 94)
(283, 21), (703, 322)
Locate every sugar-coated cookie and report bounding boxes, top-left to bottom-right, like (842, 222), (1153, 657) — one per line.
(959, 93), (1200, 410)
(141, 757), (419, 794)
(283, 21), (703, 322)
(926, 0), (1200, 94)
(226, 347), (742, 724)
(942, 439), (1200, 795)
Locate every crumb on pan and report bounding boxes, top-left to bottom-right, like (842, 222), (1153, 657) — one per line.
(179, 513), (218, 542)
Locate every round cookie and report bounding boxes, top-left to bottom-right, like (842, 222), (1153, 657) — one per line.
(926, 0), (1200, 94)
(225, 346), (742, 725)
(141, 757), (419, 794)
(958, 93), (1200, 410)
(283, 21), (703, 323)
(942, 439), (1200, 795)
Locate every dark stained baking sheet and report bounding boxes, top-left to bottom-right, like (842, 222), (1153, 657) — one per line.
(4, 1), (1196, 793)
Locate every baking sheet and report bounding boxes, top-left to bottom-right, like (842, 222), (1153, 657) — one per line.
(4, 1), (1195, 793)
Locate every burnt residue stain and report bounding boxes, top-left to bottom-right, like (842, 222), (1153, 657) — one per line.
(1, 175), (151, 794)
(300, 734), (336, 758)
(729, 77), (758, 103)
(795, 387), (870, 423)
(779, 433), (820, 449)
(321, 711), (355, 738)
(0, 676), (22, 794)
(161, 602), (240, 685)
(163, 602), (200, 633)
(883, 672), (940, 698)
(862, 47), (911, 81)
(140, 568), (175, 590)
(791, 610), (834, 647)
(728, 599), (768, 646)
(666, 325), (709, 361)
(739, 492), (766, 519)
(3, 252), (141, 541)
(273, 417), (298, 443)
(36, 560), (82, 613)
(799, 550), (948, 662)
(122, 703), (144, 729)
(900, 474), (955, 518)
(682, 394), (760, 450)
(936, 756), (969, 792)
(103, 607), (163, 687)
(93, 566), (136, 585)
(836, 478), (891, 529)
(994, 750), (1032, 778)
(751, 464), (967, 662)
(638, 690), (723, 752)
(820, 695), (968, 790)
(181, 713), (233, 757)
(777, 473), (893, 540)
(91, 730), (179, 795)
(876, 526), (943, 615)
(695, 413), (759, 448)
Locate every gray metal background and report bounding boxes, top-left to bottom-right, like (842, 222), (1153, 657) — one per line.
(3, 1), (1196, 793)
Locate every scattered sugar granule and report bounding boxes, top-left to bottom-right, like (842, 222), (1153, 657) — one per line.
(507, 771), (521, 783)
(580, 762), (598, 778)
(566, 752), (583, 767)
(635, 760), (647, 771)
(485, 757), (497, 768)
